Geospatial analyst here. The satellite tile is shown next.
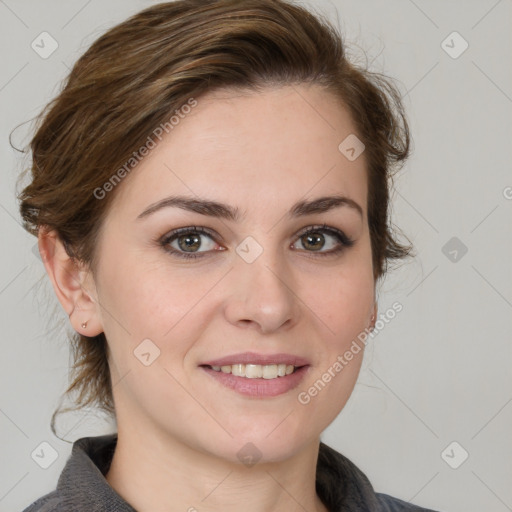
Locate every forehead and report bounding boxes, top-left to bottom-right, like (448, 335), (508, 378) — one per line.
(108, 84), (367, 220)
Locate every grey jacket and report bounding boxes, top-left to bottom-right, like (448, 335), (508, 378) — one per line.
(22, 434), (441, 511)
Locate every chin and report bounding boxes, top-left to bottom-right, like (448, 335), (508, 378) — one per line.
(202, 425), (315, 466)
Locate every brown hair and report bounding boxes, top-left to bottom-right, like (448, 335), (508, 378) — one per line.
(16, 0), (413, 437)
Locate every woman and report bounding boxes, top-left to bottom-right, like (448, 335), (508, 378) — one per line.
(18, 0), (441, 510)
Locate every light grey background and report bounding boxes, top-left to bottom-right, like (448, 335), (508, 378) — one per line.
(1, 1), (511, 511)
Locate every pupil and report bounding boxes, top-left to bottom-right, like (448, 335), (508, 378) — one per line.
(179, 234), (200, 252)
(304, 233), (324, 251)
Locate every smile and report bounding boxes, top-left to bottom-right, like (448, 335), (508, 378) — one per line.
(200, 364), (310, 397)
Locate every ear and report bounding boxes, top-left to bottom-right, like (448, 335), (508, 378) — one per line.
(37, 226), (103, 337)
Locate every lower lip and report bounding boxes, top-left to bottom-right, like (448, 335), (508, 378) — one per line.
(200, 365), (310, 397)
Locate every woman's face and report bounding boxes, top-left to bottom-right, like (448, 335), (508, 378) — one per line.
(88, 84), (375, 462)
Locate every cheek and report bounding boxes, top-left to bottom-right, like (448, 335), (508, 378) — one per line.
(98, 252), (231, 385)
(321, 277), (373, 339)
(98, 251), (210, 337)
(304, 255), (374, 343)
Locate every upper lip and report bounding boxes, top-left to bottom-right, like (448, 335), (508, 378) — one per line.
(200, 352), (310, 367)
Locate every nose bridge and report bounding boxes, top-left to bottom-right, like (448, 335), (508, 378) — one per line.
(224, 233), (300, 332)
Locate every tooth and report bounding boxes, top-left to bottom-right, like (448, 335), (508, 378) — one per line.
(231, 363), (245, 377)
(245, 364), (263, 379)
(209, 363), (298, 378)
(262, 364), (278, 379)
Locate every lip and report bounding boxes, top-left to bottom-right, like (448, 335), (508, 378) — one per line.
(200, 351), (310, 367)
(200, 365), (311, 397)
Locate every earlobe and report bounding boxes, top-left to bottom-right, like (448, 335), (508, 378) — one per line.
(369, 302), (378, 332)
(37, 226), (103, 337)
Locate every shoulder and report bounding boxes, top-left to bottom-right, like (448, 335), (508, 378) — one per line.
(21, 491), (62, 512)
(317, 442), (443, 512)
(376, 492), (442, 512)
(20, 433), (119, 512)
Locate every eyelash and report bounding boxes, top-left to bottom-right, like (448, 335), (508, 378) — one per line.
(158, 224), (355, 260)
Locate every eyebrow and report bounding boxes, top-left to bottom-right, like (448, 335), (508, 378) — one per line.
(136, 194), (363, 222)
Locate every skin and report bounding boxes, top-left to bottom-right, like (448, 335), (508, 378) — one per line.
(40, 83), (377, 512)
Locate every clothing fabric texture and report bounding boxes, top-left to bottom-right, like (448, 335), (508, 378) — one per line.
(22, 434), (441, 511)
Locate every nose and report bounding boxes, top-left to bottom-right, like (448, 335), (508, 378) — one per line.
(223, 246), (301, 335)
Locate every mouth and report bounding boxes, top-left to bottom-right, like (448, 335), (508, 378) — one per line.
(199, 363), (311, 397)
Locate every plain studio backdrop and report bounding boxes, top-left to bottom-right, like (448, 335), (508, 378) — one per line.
(1, 1), (511, 511)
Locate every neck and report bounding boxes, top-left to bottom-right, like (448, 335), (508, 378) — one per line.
(105, 426), (329, 512)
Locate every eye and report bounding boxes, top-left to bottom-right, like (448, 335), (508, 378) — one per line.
(158, 223), (354, 261)
(291, 224), (355, 256)
(159, 226), (221, 260)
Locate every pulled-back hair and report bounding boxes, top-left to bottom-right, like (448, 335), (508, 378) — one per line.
(16, 0), (413, 436)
